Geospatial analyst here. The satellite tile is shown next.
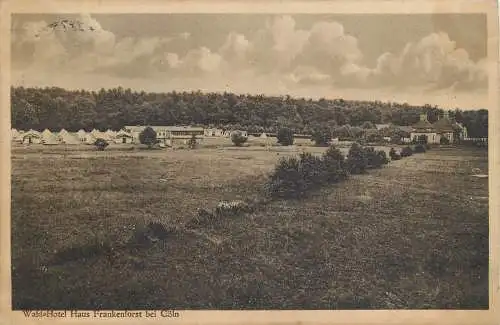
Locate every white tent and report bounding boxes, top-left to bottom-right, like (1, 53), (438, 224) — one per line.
(41, 129), (52, 138)
(13, 129), (24, 143)
(76, 129), (86, 142)
(58, 129), (69, 137)
(260, 132), (268, 138)
(91, 129), (104, 139)
(85, 133), (97, 145)
(103, 129), (116, 141)
(42, 133), (60, 145)
(59, 132), (80, 145)
(41, 130), (59, 145)
(11, 129), (20, 141)
(22, 130), (41, 144)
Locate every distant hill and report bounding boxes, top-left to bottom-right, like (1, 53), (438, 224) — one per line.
(10, 86), (488, 138)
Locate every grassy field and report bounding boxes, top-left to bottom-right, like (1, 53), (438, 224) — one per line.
(11, 141), (489, 309)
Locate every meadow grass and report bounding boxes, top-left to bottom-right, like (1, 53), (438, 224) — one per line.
(10, 144), (488, 309)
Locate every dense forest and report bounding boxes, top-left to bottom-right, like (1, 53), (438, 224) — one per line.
(10, 86), (489, 138)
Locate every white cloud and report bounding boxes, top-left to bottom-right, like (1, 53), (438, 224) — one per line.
(219, 32), (252, 65)
(286, 65), (332, 85)
(11, 14), (488, 108)
(356, 32), (488, 90)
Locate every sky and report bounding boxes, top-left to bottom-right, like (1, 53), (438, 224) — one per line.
(10, 13), (489, 109)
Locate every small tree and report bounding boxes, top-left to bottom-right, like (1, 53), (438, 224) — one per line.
(139, 126), (157, 149)
(94, 138), (109, 151)
(265, 156), (306, 198)
(375, 150), (389, 166)
(188, 134), (198, 149)
(363, 147), (381, 168)
(322, 145), (348, 182)
(298, 152), (326, 188)
(311, 127), (332, 147)
(277, 127), (294, 146)
(231, 131), (248, 147)
(346, 142), (368, 174)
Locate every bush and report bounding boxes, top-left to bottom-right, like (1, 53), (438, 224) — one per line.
(277, 127), (294, 146)
(231, 131), (248, 147)
(400, 146), (413, 157)
(266, 156), (306, 198)
(376, 150), (390, 166)
(94, 138), (109, 151)
(139, 127), (157, 148)
(322, 145), (348, 182)
(440, 136), (450, 145)
(298, 152), (327, 187)
(361, 147), (388, 169)
(265, 152), (331, 198)
(414, 144), (426, 153)
(346, 143), (368, 174)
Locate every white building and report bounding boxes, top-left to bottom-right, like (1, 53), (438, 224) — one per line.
(123, 125), (205, 146)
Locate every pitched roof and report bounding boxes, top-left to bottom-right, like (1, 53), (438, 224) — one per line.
(394, 125), (413, 133)
(116, 130), (133, 137)
(412, 119), (435, 132)
(432, 117), (455, 133)
(23, 130), (41, 138)
(59, 132), (80, 144)
(42, 133), (60, 144)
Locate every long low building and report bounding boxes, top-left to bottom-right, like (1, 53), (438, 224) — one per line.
(123, 125), (205, 146)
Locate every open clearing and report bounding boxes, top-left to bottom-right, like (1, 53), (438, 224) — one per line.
(11, 142), (489, 309)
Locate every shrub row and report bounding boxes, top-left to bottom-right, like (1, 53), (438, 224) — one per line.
(265, 143), (389, 199)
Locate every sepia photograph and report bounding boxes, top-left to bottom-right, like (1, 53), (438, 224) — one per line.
(3, 0), (496, 317)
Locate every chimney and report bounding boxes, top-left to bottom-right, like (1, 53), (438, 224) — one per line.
(443, 111), (450, 120)
(420, 113), (428, 122)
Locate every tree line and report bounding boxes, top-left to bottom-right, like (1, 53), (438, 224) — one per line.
(10, 86), (489, 138)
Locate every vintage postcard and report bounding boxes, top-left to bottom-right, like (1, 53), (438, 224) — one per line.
(0, 0), (498, 324)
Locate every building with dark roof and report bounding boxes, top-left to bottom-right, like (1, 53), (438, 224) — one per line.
(410, 111), (461, 144)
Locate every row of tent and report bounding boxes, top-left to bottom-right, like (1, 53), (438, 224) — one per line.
(11, 128), (134, 145)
